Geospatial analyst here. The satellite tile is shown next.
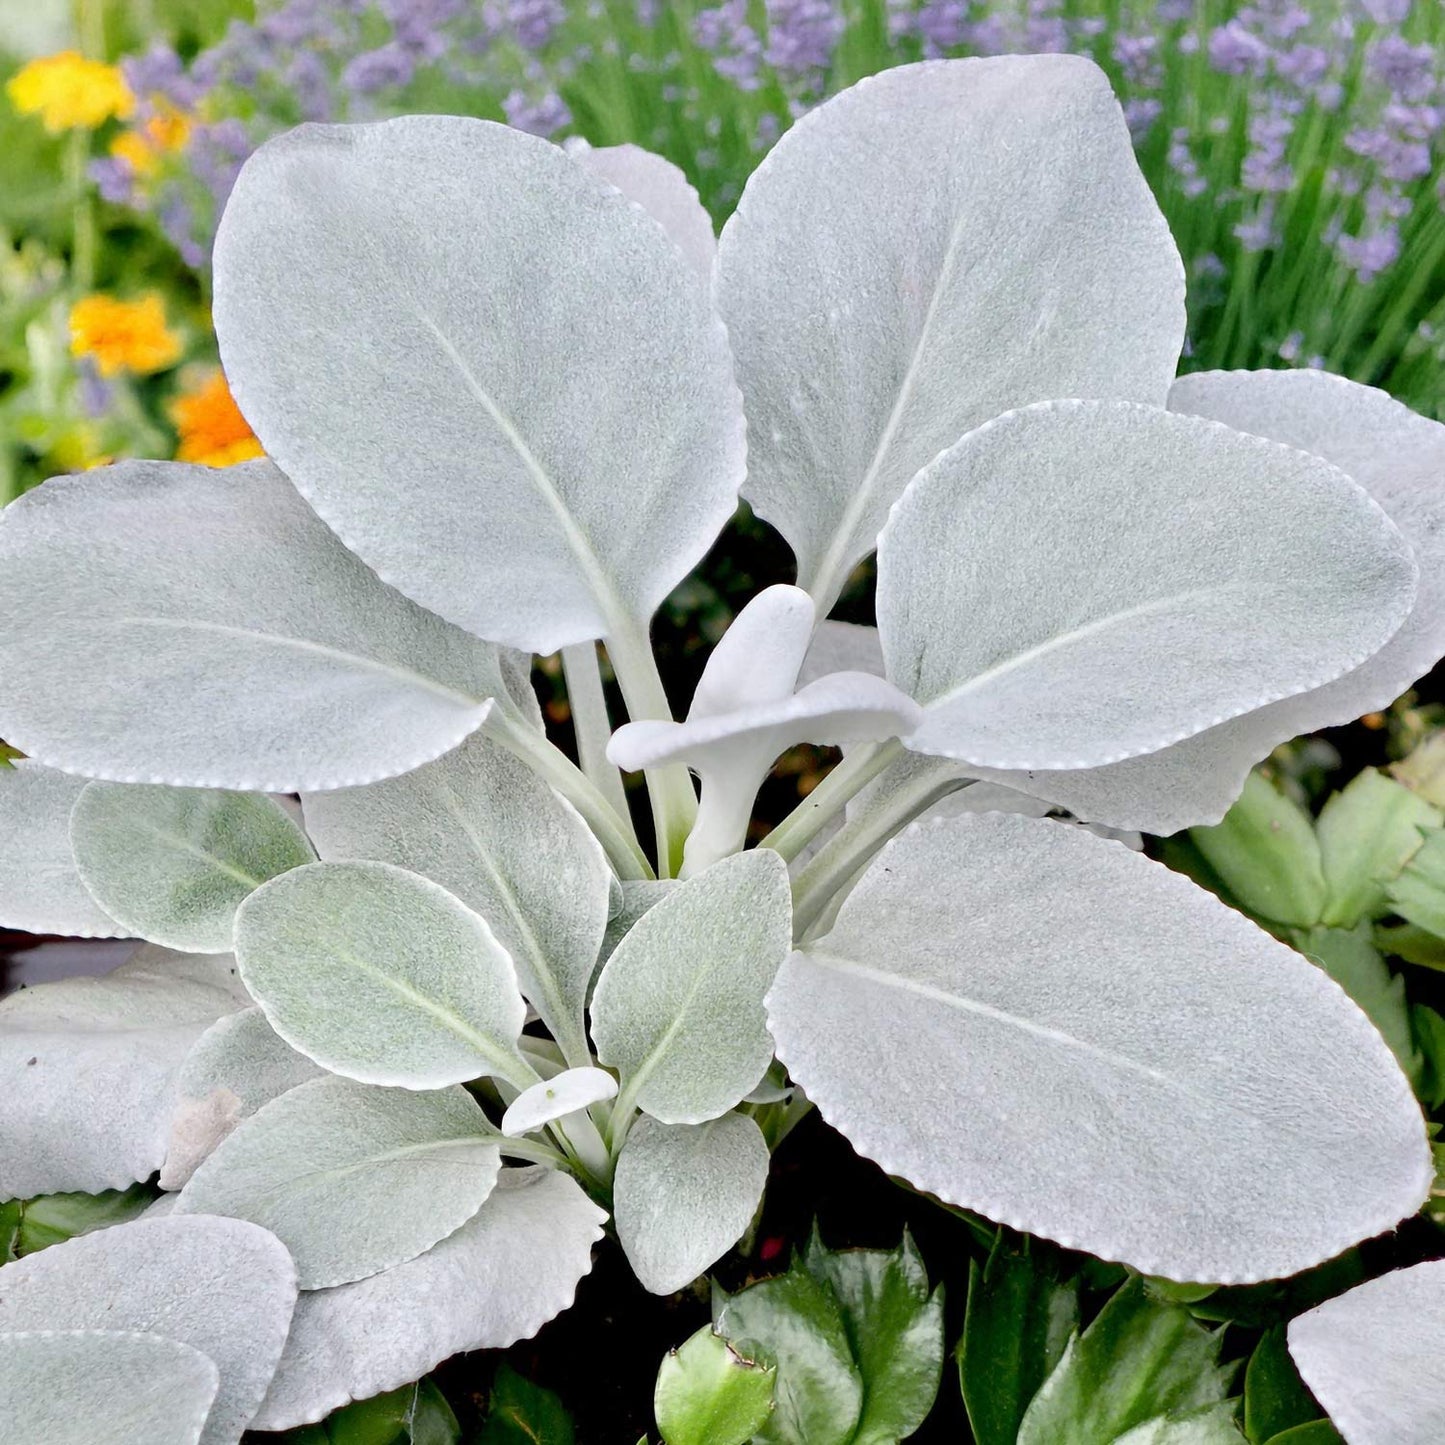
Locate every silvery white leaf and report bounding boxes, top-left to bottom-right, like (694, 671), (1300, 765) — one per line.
(234, 861), (531, 1090)
(598, 878), (676, 972)
(566, 138), (716, 281)
(502, 1067), (618, 1137)
(302, 732), (610, 1059)
(768, 813), (1431, 1283)
(250, 1167), (606, 1430)
(715, 54), (1184, 612)
(614, 1113), (769, 1295)
(798, 620), (887, 690)
(689, 585), (817, 719)
(71, 784), (315, 954)
(0, 760), (124, 938)
(972, 370), (1445, 833)
(214, 116), (745, 654)
(0, 1329), (220, 1445)
(0, 948), (249, 1198)
(592, 850), (792, 1123)
(879, 401), (1416, 771)
(177, 1076), (500, 1289)
(0, 461), (509, 792)
(1287, 1259), (1445, 1445)
(0, 1214), (298, 1445)
(161, 1006), (326, 1190)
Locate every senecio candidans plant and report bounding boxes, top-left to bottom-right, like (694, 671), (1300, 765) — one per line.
(2, 53), (1444, 1441)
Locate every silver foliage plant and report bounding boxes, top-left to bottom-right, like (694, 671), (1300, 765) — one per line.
(1, 52), (1443, 1441)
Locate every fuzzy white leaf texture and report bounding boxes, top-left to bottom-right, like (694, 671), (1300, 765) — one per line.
(768, 812), (1431, 1283)
(161, 1005), (326, 1190)
(715, 54), (1184, 612)
(250, 1167), (606, 1430)
(502, 1066), (618, 1137)
(234, 860), (532, 1090)
(177, 1076), (501, 1288)
(71, 784), (315, 953)
(614, 1113), (770, 1295)
(591, 850), (793, 1124)
(214, 115), (745, 654)
(879, 401), (1415, 771)
(0, 460), (511, 792)
(0, 760), (125, 937)
(0, 1214), (298, 1445)
(0, 1329), (220, 1445)
(566, 139), (717, 282)
(1287, 1259), (1445, 1445)
(0, 947), (250, 1199)
(302, 732), (610, 1061)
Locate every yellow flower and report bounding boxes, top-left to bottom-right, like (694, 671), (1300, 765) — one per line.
(69, 292), (183, 377)
(170, 369), (263, 468)
(7, 51), (134, 133)
(109, 100), (191, 177)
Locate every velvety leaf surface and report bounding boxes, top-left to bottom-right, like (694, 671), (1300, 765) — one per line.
(0, 761), (124, 937)
(878, 400), (1415, 771)
(1288, 1259), (1445, 1445)
(654, 1326), (776, 1445)
(592, 850), (792, 1123)
(215, 116), (744, 653)
(0, 1329), (219, 1445)
(71, 783), (315, 952)
(302, 733), (610, 1060)
(716, 54), (1183, 611)
(614, 1113), (769, 1295)
(768, 813), (1432, 1282)
(250, 1168), (605, 1431)
(0, 1214), (298, 1445)
(234, 861), (531, 1089)
(0, 947), (249, 1198)
(0, 462), (508, 791)
(177, 1077), (500, 1288)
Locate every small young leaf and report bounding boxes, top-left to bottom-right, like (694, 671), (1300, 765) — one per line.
(655, 1326), (775, 1445)
(0, 1329), (220, 1445)
(1315, 771), (1442, 927)
(71, 783), (315, 952)
(176, 1077), (501, 1288)
(478, 1365), (576, 1445)
(502, 1067), (618, 1138)
(234, 861), (532, 1090)
(959, 1234), (1080, 1445)
(614, 1113), (770, 1295)
(1016, 1278), (1235, 1444)
(1244, 1328), (1320, 1445)
(593, 850), (792, 1125)
(1385, 828), (1445, 939)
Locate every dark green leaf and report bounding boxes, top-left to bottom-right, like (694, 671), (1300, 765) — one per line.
(287, 1380), (460, 1445)
(654, 1326), (774, 1445)
(1411, 1006), (1445, 1111)
(477, 1366), (575, 1445)
(1386, 829), (1445, 940)
(1243, 1329), (1319, 1444)
(1188, 1252), (1367, 1328)
(958, 1233), (1079, 1445)
(1260, 1424), (1344, 1445)
(1377, 922), (1445, 970)
(8, 1184), (155, 1258)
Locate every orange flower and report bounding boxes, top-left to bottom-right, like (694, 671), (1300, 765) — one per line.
(110, 100), (191, 177)
(7, 51), (133, 133)
(69, 292), (183, 376)
(171, 369), (263, 468)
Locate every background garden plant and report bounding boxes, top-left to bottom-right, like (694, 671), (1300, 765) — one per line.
(2, 5), (1445, 1444)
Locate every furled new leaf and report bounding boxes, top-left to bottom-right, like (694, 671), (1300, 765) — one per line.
(502, 1067), (617, 1138)
(234, 861), (532, 1090)
(176, 1077), (501, 1288)
(768, 813), (1431, 1283)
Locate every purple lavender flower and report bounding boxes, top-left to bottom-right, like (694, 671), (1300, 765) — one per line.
(1368, 36), (1437, 103)
(502, 88), (572, 136)
(1338, 225), (1401, 280)
(764, 0), (844, 83)
(89, 156), (137, 206)
(75, 358), (113, 419)
(1235, 204), (1280, 252)
(696, 1), (763, 89)
(122, 44), (207, 109)
(343, 44), (417, 96)
(1209, 21), (1273, 77)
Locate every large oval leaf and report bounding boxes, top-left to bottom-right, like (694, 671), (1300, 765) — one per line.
(302, 732), (610, 1061)
(214, 116), (744, 654)
(0, 1329), (220, 1445)
(592, 850), (792, 1124)
(234, 861), (531, 1090)
(0, 461), (509, 792)
(0, 760), (124, 938)
(71, 784), (314, 953)
(614, 1113), (770, 1295)
(0, 1214), (298, 1445)
(768, 812), (1431, 1283)
(1287, 1260), (1445, 1445)
(715, 54), (1183, 611)
(249, 1167), (606, 1430)
(878, 401), (1415, 771)
(0, 948), (250, 1198)
(177, 1076), (500, 1288)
